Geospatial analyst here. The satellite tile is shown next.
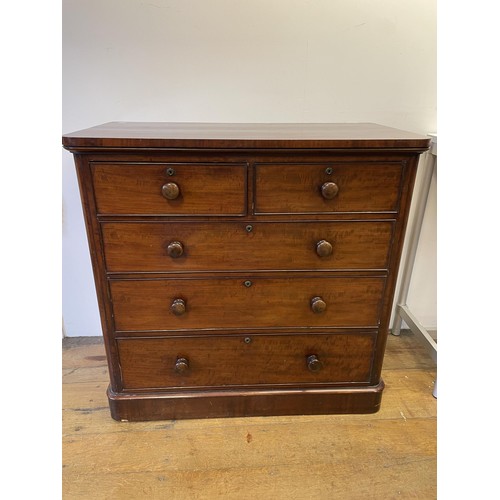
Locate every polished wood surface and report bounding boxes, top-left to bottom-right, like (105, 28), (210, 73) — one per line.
(63, 121), (431, 150)
(101, 220), (394, 272)
(62, 333), (436, 499)
(117, 333), (375, 389)
(254, 162), (402, 214)
(92, 162), (247, 215)
(63, 122), (429, 420)
(110, 276), (385, 331)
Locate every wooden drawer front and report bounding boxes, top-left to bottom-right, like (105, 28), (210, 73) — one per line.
(117, 333), (375, 389)
(91, 162), (247, 215)
(102, 220), (394, 272)
(254, 163), (402, 214)
(110, 276), (385, 331)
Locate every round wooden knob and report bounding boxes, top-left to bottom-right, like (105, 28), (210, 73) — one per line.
(174, 357), (189, 373)
(316, 240), (333, 257)
(161, 182), (180, 200)
(321, 182), (339, 200)
(171, 298), (186, 316)
(307, 354), (323, 372)
(311, 296), (327, 314)
(167, 241), (184, 258)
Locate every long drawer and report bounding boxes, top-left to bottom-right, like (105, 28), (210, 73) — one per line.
(254, 162), (403, 214)
(117, 333), (376, 389)
(110, 276), (385, 331)
(91, 162), (247, 215)
(102, 220), (394, 272)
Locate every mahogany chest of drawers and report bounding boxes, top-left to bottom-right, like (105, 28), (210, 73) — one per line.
(63, 122), (430, 421)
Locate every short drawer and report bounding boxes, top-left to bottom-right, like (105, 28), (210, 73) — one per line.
(102, 220), (394, 272)
(254, 162), (403, 214)
(117, 333), (375, 389)
(110, 276), (385, 331)
(91, 162), (247, 215)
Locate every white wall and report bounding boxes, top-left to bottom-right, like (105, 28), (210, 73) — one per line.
(62, 0), (436, 336)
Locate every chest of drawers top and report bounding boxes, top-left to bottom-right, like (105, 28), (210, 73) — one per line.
(63, 121), (429, 151)
(63, 122), (429, 422)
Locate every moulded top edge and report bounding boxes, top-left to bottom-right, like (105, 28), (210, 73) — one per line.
(62, 122), (431, 151)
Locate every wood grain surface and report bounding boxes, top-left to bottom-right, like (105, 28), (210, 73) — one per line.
(116, 333), (375, 389)
(254, 162), (403, 214)
(62, 122), (431, 151)
(101, 220), (394, 272)
(92, 162), (247, 215)
(109, 276), (385, 331)
(65, 122), (429, 421)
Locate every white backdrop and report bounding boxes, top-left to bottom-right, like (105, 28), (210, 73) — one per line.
(62, 0), (436, 336)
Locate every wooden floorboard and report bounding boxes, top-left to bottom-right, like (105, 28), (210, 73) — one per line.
(62, 331), (437, 499)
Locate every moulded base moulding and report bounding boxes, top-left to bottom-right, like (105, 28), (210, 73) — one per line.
(107, 381), (385, 421)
